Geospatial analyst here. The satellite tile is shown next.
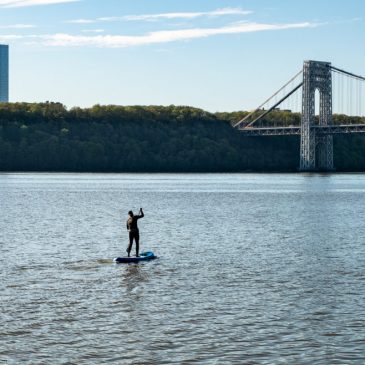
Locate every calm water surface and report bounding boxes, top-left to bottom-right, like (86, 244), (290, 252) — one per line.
(1, 173), (365, 364)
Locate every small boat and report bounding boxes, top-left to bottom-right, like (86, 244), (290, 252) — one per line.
(113, 251), (157, 263)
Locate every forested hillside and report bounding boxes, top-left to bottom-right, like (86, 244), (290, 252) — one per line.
(0, 102), (364, 172)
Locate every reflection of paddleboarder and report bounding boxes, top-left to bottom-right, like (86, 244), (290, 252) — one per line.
(126, 208), (144, 257)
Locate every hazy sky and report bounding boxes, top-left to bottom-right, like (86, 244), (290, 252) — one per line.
(0, 0), (364, 111)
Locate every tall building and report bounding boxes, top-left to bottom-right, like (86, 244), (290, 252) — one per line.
(0, 45), (9, 102)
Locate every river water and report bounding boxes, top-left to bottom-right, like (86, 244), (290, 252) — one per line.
(1, 173), (365, 364)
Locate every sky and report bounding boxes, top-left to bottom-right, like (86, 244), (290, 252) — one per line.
(0, 0), (364, 112)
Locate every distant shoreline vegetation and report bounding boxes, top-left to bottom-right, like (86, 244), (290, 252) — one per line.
(1, 102), (365, 172)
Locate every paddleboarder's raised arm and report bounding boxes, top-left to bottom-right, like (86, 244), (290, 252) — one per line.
(137, 208), (144, 219)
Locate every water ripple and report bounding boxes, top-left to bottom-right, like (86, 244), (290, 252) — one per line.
(1, 173), (365, 364)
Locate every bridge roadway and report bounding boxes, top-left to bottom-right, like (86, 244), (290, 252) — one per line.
(238, 124), (365, 136)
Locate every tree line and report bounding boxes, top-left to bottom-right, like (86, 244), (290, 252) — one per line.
(0, 102), (364, 172)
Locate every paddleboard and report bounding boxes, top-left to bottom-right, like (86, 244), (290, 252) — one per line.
(113, 251), (157, 263)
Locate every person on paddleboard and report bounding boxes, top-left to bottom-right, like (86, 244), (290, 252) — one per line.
(126, 208), (144, 257)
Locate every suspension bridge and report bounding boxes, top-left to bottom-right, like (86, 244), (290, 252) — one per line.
(234, 60), (365, 171)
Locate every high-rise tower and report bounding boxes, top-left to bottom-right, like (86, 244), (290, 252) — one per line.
(0, 45), (9, 102)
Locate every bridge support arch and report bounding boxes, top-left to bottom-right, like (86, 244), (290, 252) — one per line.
(300, 60), (334, 171)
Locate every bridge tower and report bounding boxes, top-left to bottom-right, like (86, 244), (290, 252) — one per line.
(300, 60), (334, 171)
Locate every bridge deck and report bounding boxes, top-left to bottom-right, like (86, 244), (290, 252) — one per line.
(239, 124), (365, 136)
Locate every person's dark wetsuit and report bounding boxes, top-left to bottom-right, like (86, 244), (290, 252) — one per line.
(126, 209), (144, 257)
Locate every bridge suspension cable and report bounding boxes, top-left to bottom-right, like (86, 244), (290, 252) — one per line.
(234, 70), (303, 129)
(243, 82), (303, 128)
(332, 66), (365, 117)
(331, 66), (365, 82)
